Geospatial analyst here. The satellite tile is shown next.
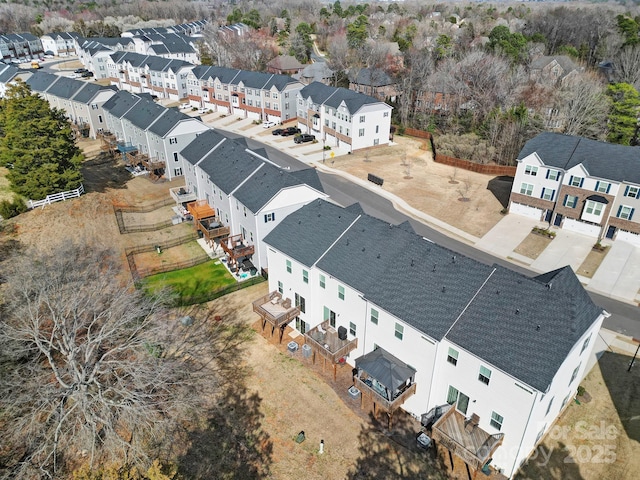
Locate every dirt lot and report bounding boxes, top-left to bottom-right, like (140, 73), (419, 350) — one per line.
(328, 136), (511, 238)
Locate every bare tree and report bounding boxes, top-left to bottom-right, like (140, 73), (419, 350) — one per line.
(0, 243), (250, 478)
(611, 45), (640, 90)
(556, 71), (608, 139)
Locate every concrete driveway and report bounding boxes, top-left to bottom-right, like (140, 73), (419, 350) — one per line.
(588, 241), (640, 304)
(475, 214), (540, 259)
(530, 229), (595, 273)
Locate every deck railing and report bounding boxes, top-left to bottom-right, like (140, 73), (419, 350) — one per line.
(304, 329), (358, 364)
(354, 376), (417, 412)
(252, 291), (300, 328)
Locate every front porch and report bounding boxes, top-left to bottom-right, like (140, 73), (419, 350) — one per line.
(303, 319), (358, 380)
(252, 291), (300, 342)
(353, 347), (417, 428)
(431, 407), (505, 478)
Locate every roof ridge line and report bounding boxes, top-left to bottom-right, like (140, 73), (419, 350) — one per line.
(195, 136), (226, 167)
(443, 267), (497, 339)
(312, 213), (362, 268)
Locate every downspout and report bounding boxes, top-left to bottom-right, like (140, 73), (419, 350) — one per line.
(510, 389), (539, 477)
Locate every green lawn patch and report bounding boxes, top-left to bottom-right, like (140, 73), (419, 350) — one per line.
(142, 260), (236, 299)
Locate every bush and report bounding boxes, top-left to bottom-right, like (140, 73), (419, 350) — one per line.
(577, 385), (586, 397)
(0, 198), (27, 219)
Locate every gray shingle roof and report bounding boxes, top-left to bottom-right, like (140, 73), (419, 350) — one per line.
(263, 199), (360, 267)
(25, 72), (60, 93)
(299, 81), (388, 114)
(355, 347), (417, 391)
(72, 83), (115, 104)
(233, 163), (324, 213)
(518, 132), (640, 185)
(123, 98), (167, 130)
(264, 199), (603, 392)
(147, 107), (193, 137)
(350, 68), (394, 87)
(0, 64), (20, 83)
(102, 90), (143, 119)
(46, 76), (84, 100)
(447, 266), (602, 392)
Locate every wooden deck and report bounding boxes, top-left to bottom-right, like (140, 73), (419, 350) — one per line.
(431, 407), (504, 471)
(354, 376), (417, 420)
(221, 233), (255, 261)
(169, 186), (197, 204)
(252, 291), (300, 342)
(304, 320), (358, 379)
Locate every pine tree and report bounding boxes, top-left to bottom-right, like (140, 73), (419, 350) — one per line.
(0, 80), (83, 200)
(606, 82), (640, 146)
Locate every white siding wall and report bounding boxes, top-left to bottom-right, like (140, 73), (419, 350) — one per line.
(351, 103), (392, 151)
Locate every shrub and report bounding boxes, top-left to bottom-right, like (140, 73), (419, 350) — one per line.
(0, 198), (27, 219)
(577, 385), (586, 397)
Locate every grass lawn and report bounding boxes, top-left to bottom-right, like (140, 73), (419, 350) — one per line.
(142, 259), (236, 299)
(0, 166), (15, 203)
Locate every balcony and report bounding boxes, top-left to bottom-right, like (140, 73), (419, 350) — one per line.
(199, 217), (230, 245)
(431, 408), (505, 472)
(140, 156), (166, 171)
(252, 291), (301, 342)
(170, 186), (197, 204)
(304, 319), (358, 380)
(353, 347), (417, 428)
(221, 233), (255, 261)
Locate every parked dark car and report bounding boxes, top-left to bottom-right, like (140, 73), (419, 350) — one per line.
(81, 71), (94, 78)
(272, 128), (285, 135)
(294, 133), (315, 144)
(74, 68), (88, 74)
(281, 127), (301, 137)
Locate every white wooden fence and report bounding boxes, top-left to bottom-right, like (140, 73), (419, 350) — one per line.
(27, 184), (85, 209)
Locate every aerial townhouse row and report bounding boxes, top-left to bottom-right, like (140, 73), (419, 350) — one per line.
(185, 64), (302, 123)
(0, 33), (43, 63)
(106, 51), (195, 101)
(40, 32), (81, 57)
(509, 132), (640, 246)
(121, 20), (207, 38)
(101, 90), (209, 180)
(256, 198), (607, 479)
(180, 129), (327, 273)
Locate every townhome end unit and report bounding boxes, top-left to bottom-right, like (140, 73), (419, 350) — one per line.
(258, 198), (608, 479)
(509, 132), (640, 245)
(180, 129), (327, 273)
(297, 81), (393, 153)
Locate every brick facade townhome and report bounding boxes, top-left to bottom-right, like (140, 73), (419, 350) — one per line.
(509, 132), (640, 245)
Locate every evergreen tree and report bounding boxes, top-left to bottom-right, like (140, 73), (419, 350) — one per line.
(0, 80), (83, 199)
(606, 83), (640, 145)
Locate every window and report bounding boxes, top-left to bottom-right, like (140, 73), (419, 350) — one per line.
(359, 115), (365, 123)
(545, 397), (554, 415)
(295, 293), (306, 313)
(569, 363), (581, 385)
(541, 188), (555, 201)
(302, 269), (308, 284)
(394, 322), (404, 340)
(478, 366), (491, 385)
(169, 137), (177, 144)
(584, 200), (603, 216)
(564, 195), (578, 208)
(349, 322), (356, 336)
(370, 308), (378, 325)
(624, 185), (639, 198)
(446, 385), (459, 405)
(490, 412), (504, 431)
(359, 128), (365, 137)
(525, 165), (538, 176)
(520, 183), (534, 196)
(264, 212), (275, 222)
(286, 259), (292, 274)
(324, 306), (336, 328)
(447, 347), (459, 366)
(561, 393), (571, 409)
(569, 176), (584, 187)
(91, 103), (98, 110)
(375, 125), (379, 133)
(535, 426), (546, 444)
(581, 334), (591, 354)
(278, 281), (283, 294)
(617, 205), (635, 220)
(595, 181), (610, 193)
(319, 274), (325, 289)
(338, 285), (345, 300)
(383, 111), (389, 117)
(546, 169), (560, 181)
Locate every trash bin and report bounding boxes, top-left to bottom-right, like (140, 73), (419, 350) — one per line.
(302, 344), (312, 358)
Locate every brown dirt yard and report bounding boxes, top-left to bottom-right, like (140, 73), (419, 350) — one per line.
(327, 136), (511, 238)
(2, 136), (638, 480)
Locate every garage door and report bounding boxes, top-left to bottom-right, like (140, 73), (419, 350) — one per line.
(562, 218), (601, 237)
(617, 230), (640, 246)
(509, 202), (543, 220)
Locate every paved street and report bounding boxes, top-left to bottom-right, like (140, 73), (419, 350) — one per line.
(204, 112), (640, 339)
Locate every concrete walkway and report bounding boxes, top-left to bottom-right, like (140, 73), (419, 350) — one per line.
(530, 229), (595, 273)
(589, 241), (640, 304)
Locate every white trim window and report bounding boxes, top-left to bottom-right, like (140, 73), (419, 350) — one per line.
(478, 366), (491, 385)
(520, 183), (534, 196)
(447, 347), (458, 366)
(524, 165), (538, 176)
(490, 411), (504, 431)
(617, 205), (635, 220)
(624, 185), (639, 198)
(546, 169), (560, 181)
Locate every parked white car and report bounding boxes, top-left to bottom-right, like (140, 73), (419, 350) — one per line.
(262, 120), (277, 129)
